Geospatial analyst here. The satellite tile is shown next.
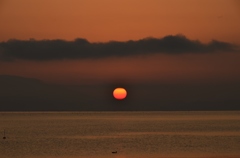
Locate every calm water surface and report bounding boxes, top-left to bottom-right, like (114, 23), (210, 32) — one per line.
(0, 111), (240, 158)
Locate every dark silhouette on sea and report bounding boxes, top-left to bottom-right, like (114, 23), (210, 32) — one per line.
(2, 130), (6, 139)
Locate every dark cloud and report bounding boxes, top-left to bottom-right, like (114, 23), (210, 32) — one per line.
(0, 34), (238, 61)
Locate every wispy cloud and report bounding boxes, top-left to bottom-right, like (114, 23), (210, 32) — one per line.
(0, 34), (238, 61)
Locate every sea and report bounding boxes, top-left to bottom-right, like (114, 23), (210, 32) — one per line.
(0, 111), (240, 158)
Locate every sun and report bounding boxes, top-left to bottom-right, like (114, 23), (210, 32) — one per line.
(113, 88), (127, 100)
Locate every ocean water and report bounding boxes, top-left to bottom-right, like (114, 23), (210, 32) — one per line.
(0, 111), (240, 158)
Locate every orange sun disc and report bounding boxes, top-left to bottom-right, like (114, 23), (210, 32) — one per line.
(113, 88), (127, 100)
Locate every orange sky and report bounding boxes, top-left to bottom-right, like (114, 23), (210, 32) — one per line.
(1, 0), (240, 111)
(1, 53), (240, 84)
(0, 0), (240, 43)
(0, 0), (240, 85)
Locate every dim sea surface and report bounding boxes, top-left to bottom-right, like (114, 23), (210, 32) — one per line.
(0, 111), (240, 158)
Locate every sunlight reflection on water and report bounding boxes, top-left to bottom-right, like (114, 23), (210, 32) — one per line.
(0, 111), (240, 158)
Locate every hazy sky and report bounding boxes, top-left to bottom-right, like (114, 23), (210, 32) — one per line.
(0, 0), (240, 43)
(0, 0), (240, 110)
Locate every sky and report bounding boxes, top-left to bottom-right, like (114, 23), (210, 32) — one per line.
(0, 0), (240, 111)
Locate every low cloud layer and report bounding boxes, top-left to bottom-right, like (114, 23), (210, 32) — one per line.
(0, 34), (238, 61)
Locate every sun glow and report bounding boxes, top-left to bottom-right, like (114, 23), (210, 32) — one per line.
(113, 88), (127, 100)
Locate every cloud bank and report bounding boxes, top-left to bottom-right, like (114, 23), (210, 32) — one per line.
(0, 34), (238, 61)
